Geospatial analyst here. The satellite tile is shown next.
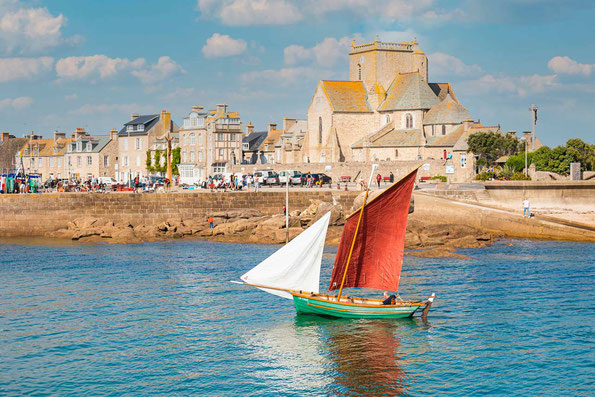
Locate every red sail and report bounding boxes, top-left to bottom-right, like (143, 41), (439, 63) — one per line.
(329, 168), (418, 293)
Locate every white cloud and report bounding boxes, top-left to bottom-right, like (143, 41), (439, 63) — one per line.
(202, 33), (247, 58)
(284, 36), (354, 67)
(64, 93), (78, 101)
(69, 103), (149, 116)
(0, 3), (79, 54)
(56, 55), (146, 80)
(197, 0), (302, 26)
(197, 0), (445, 25)
(240, 66), (332, 87)
(458, 73), (559, 97)
(131, 56), (185, 84)
(0, 96), (33, 110)
(548, 56), (593, 77)
(55, 55), (184, 84)
(0, 56), (54, 82)
(428, 52), (482, 77)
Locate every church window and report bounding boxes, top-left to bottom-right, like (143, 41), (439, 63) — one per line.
(395, 149), (399, 158)
(358, 64), (362, 81)
(318, 117), (323, 144)
(384, 114), (391, 125)
(405, 113), (413, 129)
(442, 125), (446, 135)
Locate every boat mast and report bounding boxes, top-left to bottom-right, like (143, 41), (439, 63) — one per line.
(336, 164), (378, 302)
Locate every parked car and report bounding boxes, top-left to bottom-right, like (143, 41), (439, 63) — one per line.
(264, 171), (280, 186)
(98, 176), (117, 186)
(278, 170), (303, 185)
(311, 173), (332, 186)
(254, 170), (277, 184)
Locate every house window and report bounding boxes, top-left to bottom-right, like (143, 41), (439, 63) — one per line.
(136, 156), (140, 166)
(127, 125), (133, 132)
(218, 149), (224, 157)
(318, 117), (322, 144)
(184, 119), (191, 129)
(198, 133), (203, 145)
(67, 145), (72, 153)
(104, 156), (109, 167)
(49, 158), (54, 167)
(243, 143), (249, 150)
(405, 113), (413, 129)
(442, 125), (446, 135)
(123, 156), (129, 166)
(86, 143), (92, 152)
(460, 153), (467, 168)
(197, 118), (204, 128)
(190, 151), (195, 162)
(198, 151), (203, 162)
(230, 133), (236, 141)
(135, 137), (142, 150)
(77, 156), (81, 167)
(190, 133), (196, 145)
(76, 142), (82, 151)
(124, 139), (129, 150)
(183, 151), (187, 163)
(217, 133), (224, 141)
(38, 158), (42, 167)
(58, 158), (61, 167)
(68, 157), (72, 166)
(87, 156), (92, 166)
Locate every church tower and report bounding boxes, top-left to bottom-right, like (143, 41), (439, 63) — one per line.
(349, 37), (429, 91)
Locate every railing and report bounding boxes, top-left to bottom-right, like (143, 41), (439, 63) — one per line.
(351, 40), (413, 52)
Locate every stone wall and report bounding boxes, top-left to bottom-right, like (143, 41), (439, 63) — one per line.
(0, 191), (360, 237)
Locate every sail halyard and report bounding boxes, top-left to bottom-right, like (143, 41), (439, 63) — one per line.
(329, 168), (419, 293)
(240, 211), (331, 300)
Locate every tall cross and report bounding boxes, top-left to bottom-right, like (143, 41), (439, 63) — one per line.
(529, 103), (538, 151)
(164, 130), (173, 183)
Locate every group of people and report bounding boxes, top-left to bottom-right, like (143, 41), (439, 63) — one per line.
(204, 174), (262, 193)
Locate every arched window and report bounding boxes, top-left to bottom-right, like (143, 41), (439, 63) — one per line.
(442, 125), (446, 135)
(405, 113), (413, 129)
(384, 114), (391, 125)
(318, 117), (323, 144)
(357, 64), (362, 80)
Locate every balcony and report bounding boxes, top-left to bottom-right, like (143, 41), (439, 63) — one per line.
(214, 124), (241, 132)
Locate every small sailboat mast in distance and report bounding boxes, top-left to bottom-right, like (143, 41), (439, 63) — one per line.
(233, 165), (435, 319)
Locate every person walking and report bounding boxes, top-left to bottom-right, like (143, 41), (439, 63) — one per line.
(254, 176), (260, 192)
(389, 172), (394, 183)
(208, 216), (214, 229)
(376, 173), (382, 188)
(523, 198), (530, 218)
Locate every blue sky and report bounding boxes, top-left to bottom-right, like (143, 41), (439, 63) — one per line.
(0, 0), (593, 146)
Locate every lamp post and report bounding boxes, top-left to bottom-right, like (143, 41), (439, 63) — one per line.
(522, 137), (528, 177)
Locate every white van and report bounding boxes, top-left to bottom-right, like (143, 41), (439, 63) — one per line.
(254, 170), (276, 184)
(279, 170), (303, 185)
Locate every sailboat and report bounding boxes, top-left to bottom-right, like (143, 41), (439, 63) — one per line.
(233, 166), (435, 319)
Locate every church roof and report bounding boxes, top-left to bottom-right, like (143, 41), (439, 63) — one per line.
(378, 72), (440, 111)
(258, 129), (284, 151)
(424, 93), (472, 125)
(320, 81), (372, 113)
(351, 121), (424, 148)
(428, 82), (459, 103)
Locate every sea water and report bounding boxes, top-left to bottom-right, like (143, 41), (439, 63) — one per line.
(0, 239), (593, 396)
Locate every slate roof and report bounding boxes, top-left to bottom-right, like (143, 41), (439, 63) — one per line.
(0, 137), (26, 170)
(351, 121), (424, 148)
(320, 81), (372, 112)
(378, 72), (440, 111)
(428, 82), (459, 103)
(68, 135), (112, 153)
(243, 131), (267, 152)
(424, 94), (472, 125)
(118, 114), (160, 137)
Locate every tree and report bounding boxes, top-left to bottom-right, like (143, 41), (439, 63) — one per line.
(171, 147), (181, 175)
(565, 138), (595, 171)
(505, 151), (535, 172)
(467, 131), (523, 168)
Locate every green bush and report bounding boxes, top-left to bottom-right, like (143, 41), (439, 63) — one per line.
(431, 175), (447, 182)
(505, 152), (534, 173)
(511, 172), (531, 181)
(476, 171), (496, 181)
(467, 131), (523, 168)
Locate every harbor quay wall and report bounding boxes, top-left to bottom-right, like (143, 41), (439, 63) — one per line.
(0, 191), (360, 237)
(229, 159), (474, 183)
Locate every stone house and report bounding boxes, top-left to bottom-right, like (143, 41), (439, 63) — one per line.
(242, 123), (267, 164)
(116, 110), (178, 182)
(178, 106), (209, 184)
(276, 118), (307, 164)
(0, 133), (27, 173)
(206, 104), (243, 174)
(257, 123), (284, 164)
(64, 128), (117, 180)
(17, 132), (73, 181)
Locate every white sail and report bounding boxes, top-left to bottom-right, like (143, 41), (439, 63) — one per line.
(240, 212), (331, 300)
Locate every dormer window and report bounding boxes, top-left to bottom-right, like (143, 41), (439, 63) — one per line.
(243, 143), (249, 150)
(137, 124), (144, 132)
(76, 142), (82, 151)
(86, 142), (92, 152)
(127, 125), (133, 132)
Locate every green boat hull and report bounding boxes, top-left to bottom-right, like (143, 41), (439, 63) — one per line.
(292, 294), (422, 319)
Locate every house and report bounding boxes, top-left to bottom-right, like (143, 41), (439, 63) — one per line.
(276, 118), (307, 164)
(116, 109), (178, 182)
(241, 123), (267, 164)
(206, 104), (243, 174)
(257, 123), (284, 164)
(0, 133), (27, 174)
(64, 128), (117, 180)
(178, 106), (209, 184)
(17, 132), (73, 181)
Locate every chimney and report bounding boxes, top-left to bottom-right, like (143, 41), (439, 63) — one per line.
(75, 127), (86, 139)
(507, 130), (517, 138)
(216, 104), (227, 114)
(131, 113), (140, 121)
(0, 132), (10, 142)
(192, 105), (204, 112)
(246, 122), (254, 135)
(283, 117), (297, 131)
(110, 128), (117, 140)
(268, 123), (277, 134)
(522, 130), (532, 144)
(161, 109), (171, 132)
(53, 131), (66, 142)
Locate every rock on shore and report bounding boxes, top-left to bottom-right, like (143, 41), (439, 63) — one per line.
(46, 198), (497, 258)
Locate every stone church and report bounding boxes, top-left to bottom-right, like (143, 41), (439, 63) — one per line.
(297, 38), (499, 169)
